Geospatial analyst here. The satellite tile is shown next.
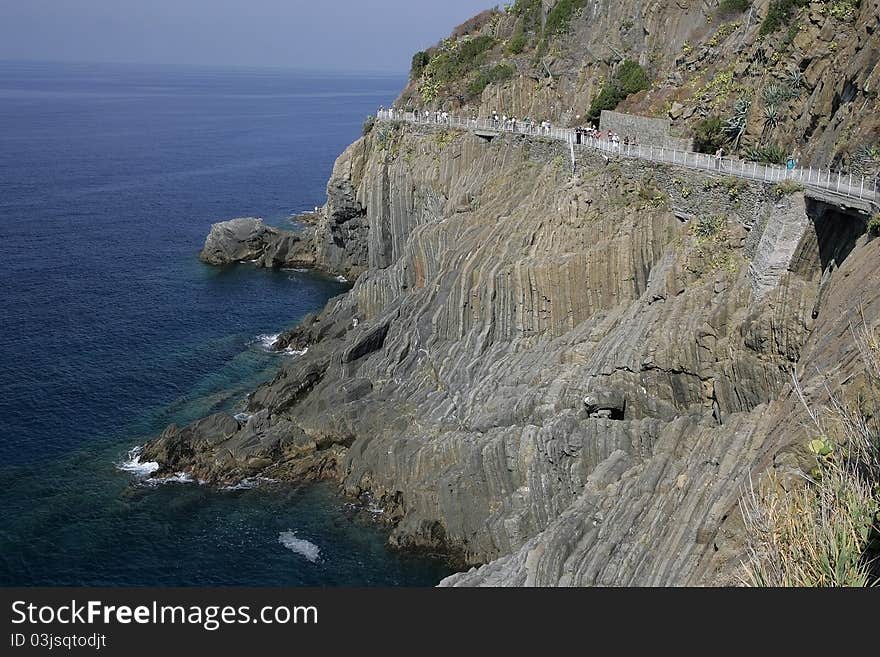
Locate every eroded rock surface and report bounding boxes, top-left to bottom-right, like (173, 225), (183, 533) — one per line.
(143, 120), (878, 585)
(199, 217), (316, 269)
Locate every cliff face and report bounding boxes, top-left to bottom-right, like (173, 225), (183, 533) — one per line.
(144, 115), (877, 583)
(141, 2), (880, 585)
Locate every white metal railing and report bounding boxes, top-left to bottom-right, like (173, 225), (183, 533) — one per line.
(376, 109), (878, 205)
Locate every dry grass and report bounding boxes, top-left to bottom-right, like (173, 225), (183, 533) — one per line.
(740, 318), (880, 587)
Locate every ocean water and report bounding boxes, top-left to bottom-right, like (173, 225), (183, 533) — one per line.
(0, 61), (452, 585)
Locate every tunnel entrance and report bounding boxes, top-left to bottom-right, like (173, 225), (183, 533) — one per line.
(805, 197), (867, 273)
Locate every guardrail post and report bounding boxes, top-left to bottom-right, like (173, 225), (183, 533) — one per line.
(837, 171), (841, 192)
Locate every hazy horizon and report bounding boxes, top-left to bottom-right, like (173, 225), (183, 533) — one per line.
(0, 1), (493, 73)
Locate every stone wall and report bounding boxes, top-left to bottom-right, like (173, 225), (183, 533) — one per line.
(599, 110), (691, 151)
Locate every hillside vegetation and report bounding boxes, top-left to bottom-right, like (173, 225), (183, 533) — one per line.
(397, 0), (879, 178)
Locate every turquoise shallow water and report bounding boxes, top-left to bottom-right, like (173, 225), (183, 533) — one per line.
(0, 61), (452, 585)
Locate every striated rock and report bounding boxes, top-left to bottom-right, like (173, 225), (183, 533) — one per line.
(142, 0), (880, 581)
(139, 117), (878, 587)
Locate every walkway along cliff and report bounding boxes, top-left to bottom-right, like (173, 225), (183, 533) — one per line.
(141, 2), (880, 585)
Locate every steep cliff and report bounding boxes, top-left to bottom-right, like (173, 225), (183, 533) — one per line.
(141, 2), (880, 585)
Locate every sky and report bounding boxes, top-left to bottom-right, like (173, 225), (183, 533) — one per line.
(0, 0), (495, 72)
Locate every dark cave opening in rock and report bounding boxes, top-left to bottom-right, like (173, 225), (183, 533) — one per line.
(806, 198), (866, 273)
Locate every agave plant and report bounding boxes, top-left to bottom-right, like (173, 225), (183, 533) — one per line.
(725, 96), (751, 149)
(762, 83), (796, 106)
(787, 68), (805, 89)
(762, 104), (780, 131)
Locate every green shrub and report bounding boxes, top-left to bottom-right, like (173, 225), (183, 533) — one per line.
(508, 0), (542, 31)
(410, 51), (430, 79)
(822, 0), (861, 20)
(693, 116), (729, 154)
(587, 60), (650, 123)
(718, 0), (751, 15)
(429, 36), (497, 84)
(616, 60), (649, 95)
(467, 63), (516, 98)
(692, 215), (726, 240)
(869, 213), (880, 237)
(544, 0), (588, 36)
(376, 124), (395, 151)
(587, 86), (625, 124)
(760, 0), (809, 36)
(507, 32), (528, 54)
(362, 115), (376, 136)
(745, 143), (788, 165)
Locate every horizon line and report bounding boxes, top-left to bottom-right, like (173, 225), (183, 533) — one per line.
(0, 57), (409, 77)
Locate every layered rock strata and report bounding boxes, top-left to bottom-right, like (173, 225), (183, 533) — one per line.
(144, 121), (876, 584)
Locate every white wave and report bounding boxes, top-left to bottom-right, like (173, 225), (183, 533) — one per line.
(282, 267), (309, 273)
(278, 531), (321, 563)
(335, 275), (348, 283)
(117, 446), (160, 477)
(234, 412), (252, 423)
(253, 333), (306, 356)
(254, 333), (280, 351)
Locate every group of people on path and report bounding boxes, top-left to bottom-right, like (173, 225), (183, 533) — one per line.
(383, 105), (634, 146)
(490, 111), (552, 135)
(573, 125), (633, 149)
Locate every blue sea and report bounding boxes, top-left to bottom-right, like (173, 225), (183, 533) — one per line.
(0, 61), (451, 585)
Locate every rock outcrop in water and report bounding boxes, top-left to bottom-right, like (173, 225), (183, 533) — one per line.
(145, 2), (880, 585)
(199, 217), (315, 269)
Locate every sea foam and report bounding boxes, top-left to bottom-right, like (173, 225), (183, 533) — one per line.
(117, 446), (160, 477)
(253, 333), (307, 357)
(255, 333), (280, 351)
(150, 472), (196, 484)
(278, 531), (321, 563)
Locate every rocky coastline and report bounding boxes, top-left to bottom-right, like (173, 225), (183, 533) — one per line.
(139, 2), (880, 586)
